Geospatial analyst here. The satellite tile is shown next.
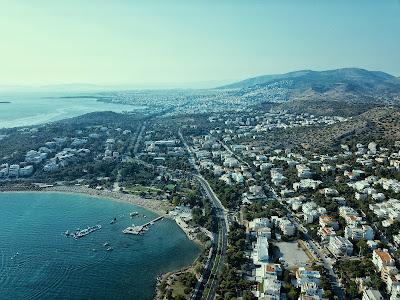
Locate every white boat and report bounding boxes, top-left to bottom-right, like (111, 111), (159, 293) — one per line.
(71, 224), (102, 239)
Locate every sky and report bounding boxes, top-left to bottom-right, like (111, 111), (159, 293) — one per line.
(0, 0), (399, 88)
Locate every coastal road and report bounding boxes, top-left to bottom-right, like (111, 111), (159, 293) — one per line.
(179, 129), (228, 300)
(194, 175), (228, 300)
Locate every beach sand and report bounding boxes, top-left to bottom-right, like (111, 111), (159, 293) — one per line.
(0, 184), (172, 216)
(1, 183), (205, 299)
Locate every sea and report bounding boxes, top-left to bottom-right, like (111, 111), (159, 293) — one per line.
(0, 192), (200, 300)
(0, 91), (139, 129)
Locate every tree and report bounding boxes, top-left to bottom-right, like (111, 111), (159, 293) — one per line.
(356, 239), (369, 256)
(287, 286), (298, 300)
(242, 291), (256, 300)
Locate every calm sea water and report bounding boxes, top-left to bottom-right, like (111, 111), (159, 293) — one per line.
(0, 192), (199, 300)
(0, 91), (138, 129)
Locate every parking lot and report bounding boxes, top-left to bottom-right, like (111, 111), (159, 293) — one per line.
(274, 241), (310, 268)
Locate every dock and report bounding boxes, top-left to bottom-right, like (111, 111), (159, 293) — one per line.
(123, 216), (163, 235)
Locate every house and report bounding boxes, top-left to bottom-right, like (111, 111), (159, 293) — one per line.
(260, 277), (281, 300)
(249, 218), (272, 231)
(318, 227), (336, 244)
(271, 216), (295, 236)
(320, 188), (339, 197)
(242, 185), (267, 203)
(257, 227), (272, 239)
(8, 164), (20, 177)
(279, 218), (295, 236)
(329, 236), (353, 256)
(293, 179), (322, 191)
(339, 206), (359, 219)
(256, 236), (269, 263)
(263, 263), (283, 278)
(386, 274), (400, 298)
(296, 164), (313, 179)
(393, 234), (400, 247)
(372, 249), (395, 272)
(319, 215), (339, 230)
(296, 267), (323, 298)
(270, 168), (287, 186)
(280, 189), (295, 197)
(19, 165), (34, 177)
(0, 164), (9, 178)
(43, 162), (59, 172)
(303, 202), (326, 224)
(345, 224), (374, 241)
(362, 289), (383, 300)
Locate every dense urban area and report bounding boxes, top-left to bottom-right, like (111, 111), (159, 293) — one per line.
(1, 69), (400, 300)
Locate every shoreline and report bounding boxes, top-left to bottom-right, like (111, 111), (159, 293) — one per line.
(1, 184), (205, 299)
(0, 184), (207, 245)
(0, 184), (171, 216)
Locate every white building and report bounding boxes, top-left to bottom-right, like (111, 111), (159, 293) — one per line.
(279, 218), (296, 236)
(329, 236), (353, 256)
(362, 289), (383, 300)
(19, 165), (34, 177)
(372, 249), (395, 272)
(261, 277), (281, 300)
(256, 236), (269, 263)
(345, 224), (374, 241)
(293, 179), (322, 191)
(8, 164), (20, 177)
(296, 267), (323, 298)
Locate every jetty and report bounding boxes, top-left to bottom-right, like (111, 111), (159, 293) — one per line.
(123, 216), (163, 235)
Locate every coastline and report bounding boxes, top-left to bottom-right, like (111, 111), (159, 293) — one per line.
(0, 184), (207, 245)
(0, 184), (171, 216)
(1, 184), (205, 299)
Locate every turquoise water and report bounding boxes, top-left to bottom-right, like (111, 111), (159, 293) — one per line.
(0, 92), (138, 128)
(0, 192), (199, 300)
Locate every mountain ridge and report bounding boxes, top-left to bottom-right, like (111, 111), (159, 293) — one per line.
(218, 68), (398, 89)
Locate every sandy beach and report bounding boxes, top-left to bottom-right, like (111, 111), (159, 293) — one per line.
(0, 184), (172, 216)
(1, 184), (206, 300)
(0, 184), (205, 244)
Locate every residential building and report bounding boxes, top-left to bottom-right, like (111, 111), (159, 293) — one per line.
(372, 249), (395, 272)
(345, 224), (374, 241)
(329, 236), (353, 256)
(362, 289), (383, 300)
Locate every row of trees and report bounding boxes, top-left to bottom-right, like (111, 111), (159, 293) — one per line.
(216, 222), (256, 300)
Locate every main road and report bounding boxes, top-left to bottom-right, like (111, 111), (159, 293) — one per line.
(278, 198), (345, 300)
(179, 129), (229, 300)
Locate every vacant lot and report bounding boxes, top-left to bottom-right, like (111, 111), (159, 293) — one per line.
(275, 241), (310, 268)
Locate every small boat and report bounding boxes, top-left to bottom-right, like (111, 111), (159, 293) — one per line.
(106, 246), (113, 251)
(64, 230), (70, 236)
(103, 242), (109, 247)
(110, 217), (117, 224)
(130, 212), (139, 217)
(71, 225), (102, 239)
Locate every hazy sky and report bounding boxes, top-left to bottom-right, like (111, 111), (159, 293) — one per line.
(1, 0), (399, 87)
